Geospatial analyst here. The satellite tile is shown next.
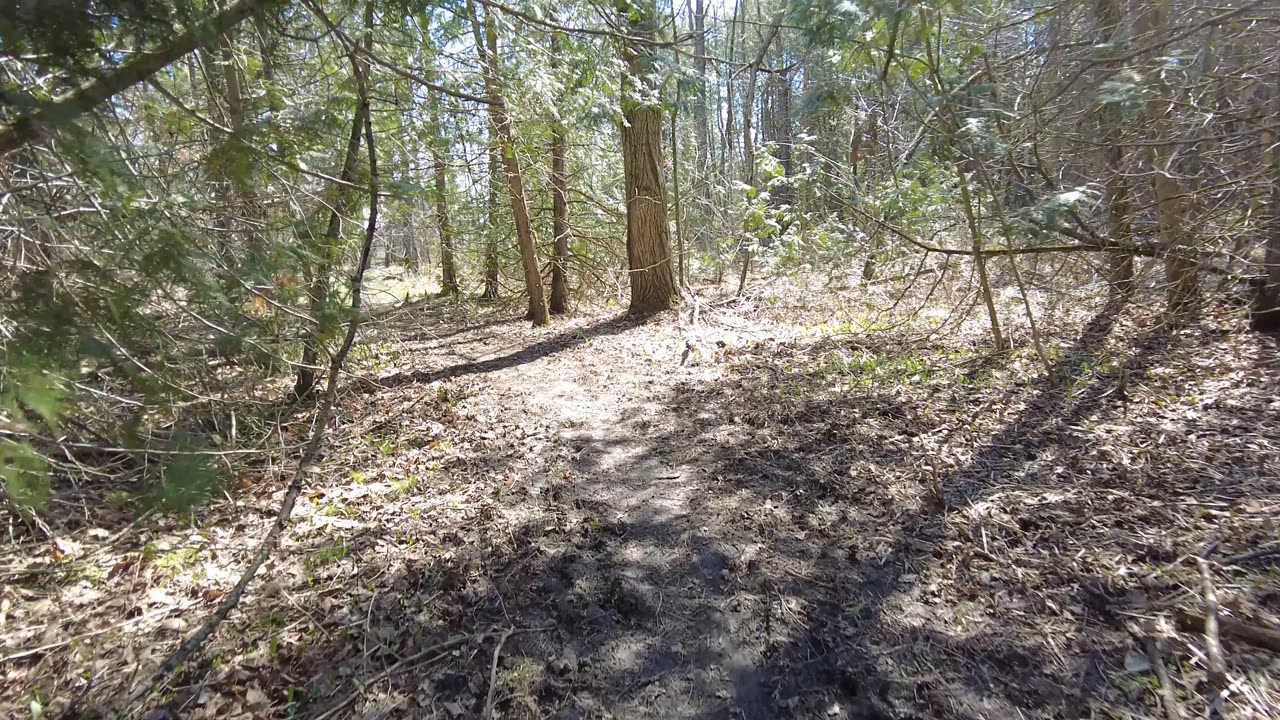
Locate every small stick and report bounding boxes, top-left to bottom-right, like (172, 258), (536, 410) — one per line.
(312, 633), (482, 720)
(1144, 636), (1184, 720)
(1196, 558), (1228, 700)
(483, 628), (515, 720)
(1221, 542), (1280, 566)
(1175, 610), (1280, 653)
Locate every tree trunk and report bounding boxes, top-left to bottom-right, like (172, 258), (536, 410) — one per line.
(670, 1), (686, 289)
(549, 29), (571, 314)
(620, 0), (678, 315)
(467, 0), (548, 325)
(956, 165), (1007, 352)
(1140, 0), (1198, 314)
(735, 9), (782, 295)
(723, 0), (742, 179)
(482, 141), (501, 300)
(433, 111), (458, 296)
(218, 30), (263, 268)
(1093, 0), (1135, 297)
(294, 5), (372, 399)
(1253, 51), (1280, 331)
(691, 0), (711, 193)
(549, 115), (571, 313)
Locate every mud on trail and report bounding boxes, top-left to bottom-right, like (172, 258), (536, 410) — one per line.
(3, 294), (1279, 719)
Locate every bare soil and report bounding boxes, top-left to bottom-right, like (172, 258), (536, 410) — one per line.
(3, 288), (1279, 719)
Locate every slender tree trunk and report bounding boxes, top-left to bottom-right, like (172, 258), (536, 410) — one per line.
(433, 145), (458, 295)
(1253, 48), (1280, 330)
(549, 125), (571, 312)
(620, 0), (678, 314)
(670, 1), (686, 289)
(549, 29), (571, 314)
(295, 86), (367, 399)
(956, 164), (1007, 352)
(482, 141), (501, 300)
(724, 0), (741, 179)
(691, 0), (711, 210)
(735, 10), (781, 295)
(294, 4), (372, 399)
(218, 30), (263, 267)
(1093, 0), (1135, 297)
(467, 0), (549, 325)
(428, 63), (458, 297)
(1140, 0), (1198, 314)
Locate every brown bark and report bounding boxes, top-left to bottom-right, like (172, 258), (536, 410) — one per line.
(434, 147), (458, 295)
(692, 0), (709, 188)
(549, 107), (571, 313)
(620, 0), (677, 315)
(293, 65), (368, 399)
(548, 27), (571, 314)
(430, 81), (458, 296)
(468, 0), (548, 324)
(482, 141), (501, 300)
(1254, 50), (1280, 330)
(1140, 0), (1198, 314)
(1093, 0), (1135, 296)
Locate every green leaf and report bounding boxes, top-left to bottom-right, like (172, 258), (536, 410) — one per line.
(1, 440), (49, 508)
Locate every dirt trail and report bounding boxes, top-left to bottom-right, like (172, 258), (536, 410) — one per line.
(5, 299), (1276, 718)
(355, 299), (1280, 720)
(414, 310), (777, 718)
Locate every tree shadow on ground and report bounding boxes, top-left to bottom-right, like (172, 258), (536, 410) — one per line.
(121, 300), (1278, 720)
(357, 314), (646, 391)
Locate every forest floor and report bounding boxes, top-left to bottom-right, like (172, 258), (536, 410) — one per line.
(3, 276), (1280, 719)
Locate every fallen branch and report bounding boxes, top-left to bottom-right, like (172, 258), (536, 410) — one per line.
(1221, 542), (1280, 566)
(1143, 636), (1185, 720)
(312, 634), (483, 720)
(483, 628), (515, 720)
(1196, 558), (1228, 696)
(1176, 610), (1280, 653)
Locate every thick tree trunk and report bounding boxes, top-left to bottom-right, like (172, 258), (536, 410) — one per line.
(468, 0), (548, 325)
(620, 0), (678, 315)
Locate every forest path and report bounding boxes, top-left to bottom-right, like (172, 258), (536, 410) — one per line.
(336, 298), (1280, 720)
(384, 303), (793, 719)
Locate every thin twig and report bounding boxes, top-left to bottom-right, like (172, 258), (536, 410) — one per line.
(483, 627), (515, 720)
(1196, 557), (1228, 706)
(1221, 542), (1280, 566)
(312, 634), (482, 720)
(1143, 636), (1185, 720)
